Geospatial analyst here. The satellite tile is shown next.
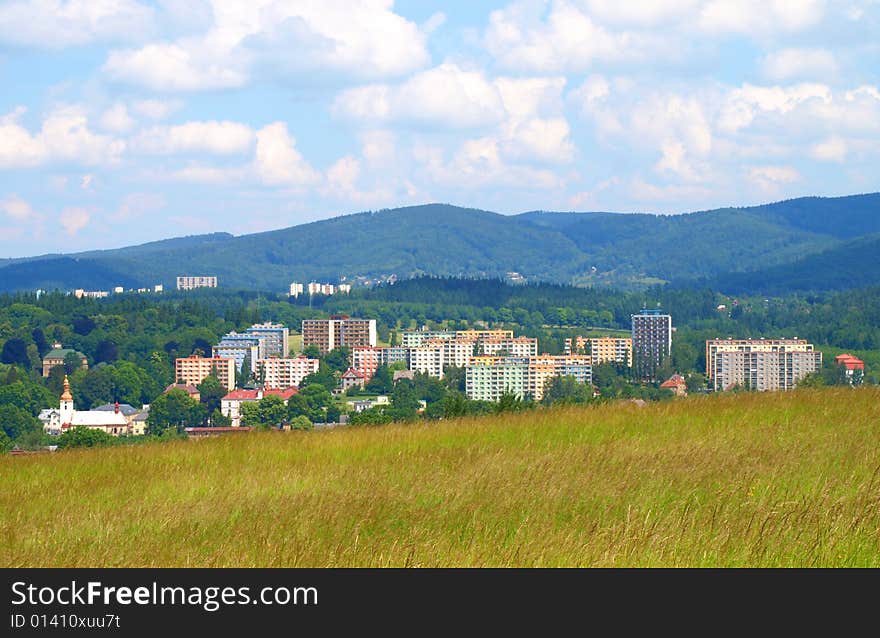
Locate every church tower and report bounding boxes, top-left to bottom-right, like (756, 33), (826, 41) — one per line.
(60, 375), (74, 425)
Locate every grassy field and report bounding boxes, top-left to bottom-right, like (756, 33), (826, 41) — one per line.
(3, 387), (879, 567)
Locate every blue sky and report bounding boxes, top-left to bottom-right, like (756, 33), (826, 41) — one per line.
(0, 0), (878, 257)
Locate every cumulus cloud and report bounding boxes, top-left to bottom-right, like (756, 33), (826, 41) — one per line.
(699, 0), (825, 34)
(484, 0), (661, 73)
(131, 99), (183, 120)
(810, 137), (847, 161)
(100, 103), (135, 133)
(762, 48), (838, 81)
(102, 0), (430, 91)
(132, 120), (255, 155)
(253, 122), (319, 187)
(0, 0), (155, 48)
(59, 206), (90, 235)
(747, 164), (801, 193)
(360, 130), (396, 166)
(0, 105), (125, 167)
(0, 194), (35, 220)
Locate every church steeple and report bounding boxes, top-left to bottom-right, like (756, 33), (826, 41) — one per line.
(60, 375), (73, 401)
(60, 375), (74, 424)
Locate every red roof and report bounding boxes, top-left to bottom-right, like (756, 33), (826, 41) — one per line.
(222, 389), (261, 401)
(222, 387), (299, 401)
(264, 387), (299, 400)
(660, 374), (687, 388)
(342, 367), (365, 379)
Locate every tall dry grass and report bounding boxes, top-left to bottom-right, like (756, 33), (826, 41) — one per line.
(2, 387), (879, 567)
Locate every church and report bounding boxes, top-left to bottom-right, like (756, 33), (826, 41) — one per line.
(39, 376), (132, 437)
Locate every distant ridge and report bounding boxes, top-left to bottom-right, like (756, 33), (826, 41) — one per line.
(1, 194), (878, 294)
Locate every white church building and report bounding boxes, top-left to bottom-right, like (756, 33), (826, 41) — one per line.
(39, 376), (135, 437)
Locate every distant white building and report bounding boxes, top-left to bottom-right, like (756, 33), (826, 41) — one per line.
(176, 276), (217, 290)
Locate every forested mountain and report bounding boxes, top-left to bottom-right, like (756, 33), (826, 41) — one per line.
(1, 194), (878, 293)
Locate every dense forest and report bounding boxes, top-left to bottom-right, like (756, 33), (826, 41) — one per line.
(1, 277), (877, 451)
(2, 194), (878, 293)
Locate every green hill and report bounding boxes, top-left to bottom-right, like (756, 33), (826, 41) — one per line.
(3, 388), (879, 567)
(1, 194), (878, 293)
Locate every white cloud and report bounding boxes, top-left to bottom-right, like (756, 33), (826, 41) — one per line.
(0, 0), (155, 47)
(99, 103), (135, 133)
(336, 64), (506, 128)
(586, 0), (701, 25)
(810, 137), (847, 161)
(485, 0), (660, 73)
(762, 48), (838, 81)
(0, 194), (34, 220)
(717, 83), (832, 133)
(59, 206), (90, 235)
(103, 0), (430, 91)
(747, 164), (801, 193)
(502, 117), (575, 163)
(699, 0), (825, 34)
(80, 174), (94, 190)
(326, 155), (361, 192)
(131, 99), (183, 120)
(360, 130), (396, 166)
(0, 105), (125, 167)
(253, 122), (319, 187)
(171, 165), (245, 184)
(104, 40), (250, 91)
(133, 120), (255, 155)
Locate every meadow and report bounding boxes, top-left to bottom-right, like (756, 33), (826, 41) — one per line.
(2, 387), (879, 567)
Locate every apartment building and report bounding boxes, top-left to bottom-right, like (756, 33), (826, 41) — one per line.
(466, 357), (529, 402)
(427, 338), (476, 369)
(400, 330), (457, 348)
(176, 275), (217, 290)
(565, 336), (632, 367)
(175, 356), (236, 391)
(408, 344), (445, 378)
(289, 282), (304, 298)
(352, 346), (411, 381)
(632, 309), (672, 381)
(527, 355), (592, 401)
(301, 315), (377, 353)
(480, 336), (538, 358)
(246, 322), (290, 358)
(258, 357), (319, 389)
(465, 354), (592, 402)
(706, 339), (822, 391)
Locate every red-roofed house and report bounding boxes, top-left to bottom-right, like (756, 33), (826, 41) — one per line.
(164, 383), (201, 402)
(221, 387), (300, 427)
(341, 367), (366, 391)
(660, 374), (688, 397)
(835, 354), (865, 385)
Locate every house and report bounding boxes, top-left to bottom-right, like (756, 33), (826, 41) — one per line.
(393, 370), (415, 383)
(835, 354), (865, 384)
(41, 343), (88, 377)
(660, 374), (688, 397)
(341, 367), (366, 391)
(220, 387), (299, 427)
(164, 383), (201, 402)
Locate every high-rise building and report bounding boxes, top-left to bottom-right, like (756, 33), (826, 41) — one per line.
(565, 336), (632, 367)
(246, 322), (290, 358)
(632, 309), (672, 381)
(301, 315), (377, 353)
(176, 276), (217, 290)
(289, 282), (304, 298)
(258, 357), (319, 389)
(175, 356), (236, 391)
(706, 339), (822, 391)
(408, 344), (445, 378)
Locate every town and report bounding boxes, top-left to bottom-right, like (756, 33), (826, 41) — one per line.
(4, 281), (862, 451)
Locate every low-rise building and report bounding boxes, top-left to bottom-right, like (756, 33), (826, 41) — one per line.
(39, 376), (132, 436)
(220, 387), (299, 427)
(341, 368), (366, 391)
(835, 354), (865, 384)
(164, 383), (201, 401)
(41, 343), (88, 377)
(176, 276), (217, 290)
(660, 374), (688, 397)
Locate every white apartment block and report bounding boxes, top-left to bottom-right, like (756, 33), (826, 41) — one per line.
(289, 282), (304, 298)
(706, 339), (822, 391)
(426, 338), (476, 369)
(408, 345), (445, 378)
(258, 357), (319, 389)
(480, 336), (538, 358)
(565, 336), (632, 367)
(465, 357), (529, 402)
(176, 276), (218, 290)
(400, 330), (457, 348)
